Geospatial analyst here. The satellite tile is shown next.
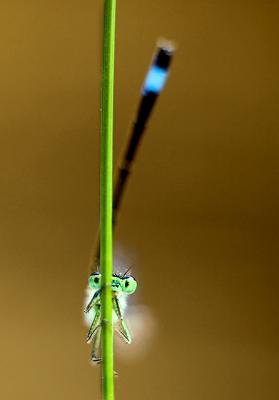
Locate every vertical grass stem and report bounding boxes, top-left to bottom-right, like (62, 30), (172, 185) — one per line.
(100, 1), (116, 399)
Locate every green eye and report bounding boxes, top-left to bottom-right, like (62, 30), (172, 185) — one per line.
(88, 273), (101, 289)
(122, 276), (137, 294)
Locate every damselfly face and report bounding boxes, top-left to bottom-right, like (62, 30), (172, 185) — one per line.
(88, 271), (137, 295)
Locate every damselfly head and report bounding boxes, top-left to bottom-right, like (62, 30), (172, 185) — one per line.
(88, 271), (137, 295)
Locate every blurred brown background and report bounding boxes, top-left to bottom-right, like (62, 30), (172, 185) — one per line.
(0, 1), (278, 399)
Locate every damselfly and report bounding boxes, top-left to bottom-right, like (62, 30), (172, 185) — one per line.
(84, 271), (137, 363)
(84, 42), (173, 363)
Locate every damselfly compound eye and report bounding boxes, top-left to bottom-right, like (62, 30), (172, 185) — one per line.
(88, 272), (101, 289)
(122, 276), (137, 294)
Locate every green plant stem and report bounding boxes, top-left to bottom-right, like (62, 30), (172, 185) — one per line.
(100, 1), (116, 400)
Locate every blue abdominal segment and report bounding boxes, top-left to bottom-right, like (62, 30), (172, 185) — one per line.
(142, 65), (168, 95)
